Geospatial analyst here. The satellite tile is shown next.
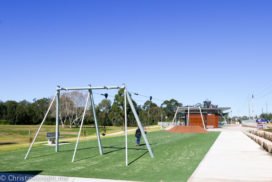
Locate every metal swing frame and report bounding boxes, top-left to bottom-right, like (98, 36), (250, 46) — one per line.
(24, 84), (154, 166)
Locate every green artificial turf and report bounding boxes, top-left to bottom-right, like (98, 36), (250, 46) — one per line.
(0, 131), (219, 182)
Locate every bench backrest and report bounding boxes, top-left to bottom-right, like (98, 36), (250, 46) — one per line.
(46, 132), (59, 138)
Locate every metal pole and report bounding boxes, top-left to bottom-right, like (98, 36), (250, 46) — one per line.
(187, 107), (190, 126)
(172, 108), (179, 124)
(161, 107), (163, 122)
(72, 92), (90, 162)
(252, 94), (254, 120)
(220, 112), (227, 124)
(126, 91), (154, 158)
(55, 87), (60, 152)
(90, 89), (103, 156)
(124, 87), (128, 166)
(248, 94), (251, 120)
(199, 107), (206, 129)
(25, 94), (57, 159)
(59, 86), (122, 91)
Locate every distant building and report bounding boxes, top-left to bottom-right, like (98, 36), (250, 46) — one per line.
(173, 100), (230, 128)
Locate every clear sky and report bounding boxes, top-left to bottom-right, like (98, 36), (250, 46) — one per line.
(0, 0), (272, 116)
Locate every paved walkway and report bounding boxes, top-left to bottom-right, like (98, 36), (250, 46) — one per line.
(188, 126), (272, 182)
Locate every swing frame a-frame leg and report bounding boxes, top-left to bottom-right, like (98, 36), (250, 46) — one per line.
(25, 93), (57, 160)
(71, 85), (154, 164)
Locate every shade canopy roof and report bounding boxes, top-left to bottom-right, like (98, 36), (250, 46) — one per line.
(176, 107), (231, 114)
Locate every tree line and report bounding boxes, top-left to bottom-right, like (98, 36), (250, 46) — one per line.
(260, 113), (272, 120)
(0, 89), (182, 127)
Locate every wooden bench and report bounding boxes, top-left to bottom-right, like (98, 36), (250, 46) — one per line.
(46, 132), (63, 145)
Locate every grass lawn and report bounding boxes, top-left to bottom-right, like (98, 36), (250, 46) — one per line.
(0, 125), (137, 153)
(0, 130), (219, 182)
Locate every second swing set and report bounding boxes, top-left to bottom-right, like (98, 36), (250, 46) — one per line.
(24, 84), (154, 166)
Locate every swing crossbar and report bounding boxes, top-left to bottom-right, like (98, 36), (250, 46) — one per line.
(57, 86), (124, 91)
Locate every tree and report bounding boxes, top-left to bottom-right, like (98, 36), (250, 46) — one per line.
(15, 100), (30, 124)
(260, 113), (272, 120)
(4, 101), (18, 124)
(109, 89), (126, 126)
(29, 98), (51, 124)
(141, 100), (161, 125)
(50, 91), (87, 128)
(161, 99), (182, 121)
(0, 101), (6, 120)
(68, 91), (86, 128)
(97, 99), (112, 126)
(143, 100), (157, 110)
(109, 89), (138, 126)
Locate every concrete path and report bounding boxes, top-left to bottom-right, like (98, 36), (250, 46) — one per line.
(188, 126), (272, 182)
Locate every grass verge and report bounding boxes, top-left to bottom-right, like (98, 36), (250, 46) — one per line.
(0, 125), (139, 153)
(0, 130), (219, 182)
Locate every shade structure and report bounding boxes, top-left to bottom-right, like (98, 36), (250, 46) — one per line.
(173, 106), (231, 128)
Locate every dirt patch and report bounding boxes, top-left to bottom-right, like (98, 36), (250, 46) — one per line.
(166, 126), (209, 133)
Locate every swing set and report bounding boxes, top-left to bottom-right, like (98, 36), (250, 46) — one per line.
(24, 84), (154, 166)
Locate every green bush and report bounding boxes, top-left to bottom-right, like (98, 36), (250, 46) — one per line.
(0, 120), (9, 125)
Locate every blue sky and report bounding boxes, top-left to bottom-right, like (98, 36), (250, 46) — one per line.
(0, 0), (272, 116)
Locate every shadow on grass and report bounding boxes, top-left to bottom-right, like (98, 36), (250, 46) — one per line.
(128, 151), (148, 165)
(29, 146), (98, 159)
(103, 146), (124, 155)
(0, 170), (42, 175)
(72, 146), (119, 162)
(28, 144), (152, 165)
(0, 142), (17, 145)
(103, 145), (149, 154)
(74, 145), (150, 162)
